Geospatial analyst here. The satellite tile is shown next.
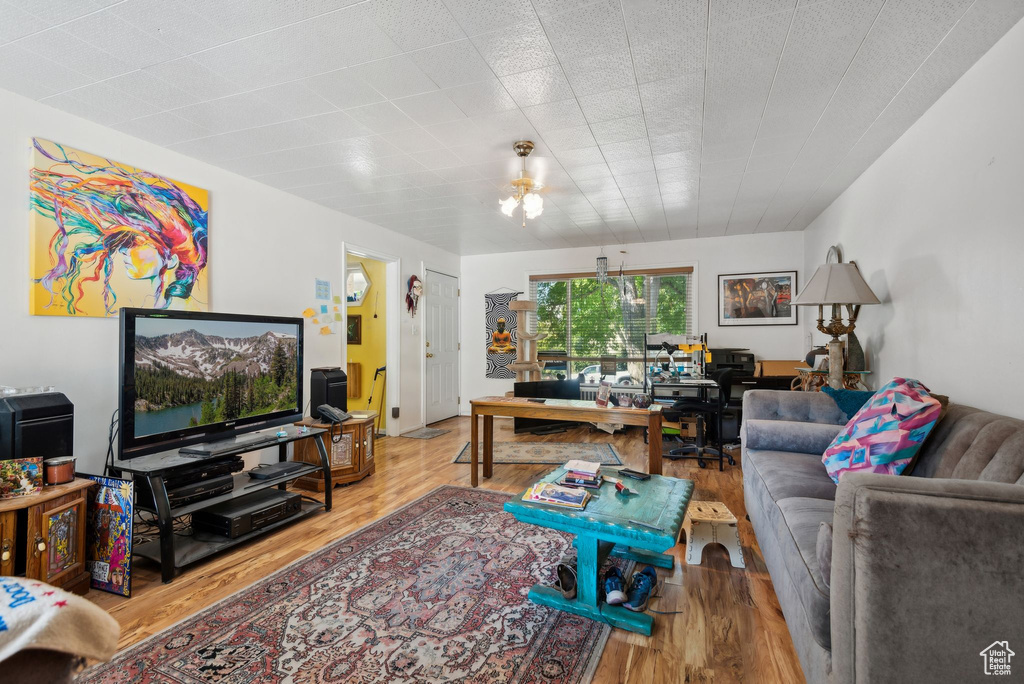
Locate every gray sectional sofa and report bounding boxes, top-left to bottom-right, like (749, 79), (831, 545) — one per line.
(741, 389), (1024, 684)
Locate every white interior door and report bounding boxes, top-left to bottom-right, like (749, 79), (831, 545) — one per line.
(425, 270), (459, 425)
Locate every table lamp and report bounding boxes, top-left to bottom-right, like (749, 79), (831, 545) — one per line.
(792, 246), (880, 389)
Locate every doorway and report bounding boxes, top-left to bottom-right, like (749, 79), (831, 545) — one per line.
(424, 269), (459, 425)
(344, 250), (395, 435)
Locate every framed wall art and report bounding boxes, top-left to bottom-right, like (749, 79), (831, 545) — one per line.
(347, 314), (362, 345)
(30, 139), (209, 317)
(718, 271), (798, 326)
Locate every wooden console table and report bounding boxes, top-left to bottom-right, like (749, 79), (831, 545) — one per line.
(293, 412), (376, 490)
(468, 397), (663, 487)
(0, 478), (93, 594)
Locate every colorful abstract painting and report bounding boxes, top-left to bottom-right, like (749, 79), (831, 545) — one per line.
(30, 139), (209, 317)
(718, 271), (797, 326)
(85, 475), (134, 597)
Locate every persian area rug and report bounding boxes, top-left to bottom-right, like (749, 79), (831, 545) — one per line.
(402, 427), (452, 439)
(78, 486), (615, 684)
(453, 442), (623, 466)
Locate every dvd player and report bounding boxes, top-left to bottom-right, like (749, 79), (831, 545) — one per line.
(136, 473), (235, 510)
(192, 489), (302, 539)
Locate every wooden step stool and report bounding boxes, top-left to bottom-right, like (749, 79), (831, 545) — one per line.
(682, 501), (745, 568)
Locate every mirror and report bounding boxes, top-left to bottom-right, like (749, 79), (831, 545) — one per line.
(346, 262), (371, 306)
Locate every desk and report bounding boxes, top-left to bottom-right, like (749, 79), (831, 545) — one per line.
(468, 397), (663, 487)
(504, 468), (693, 635)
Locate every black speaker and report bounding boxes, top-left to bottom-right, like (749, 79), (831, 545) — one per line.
(0, 393), (74, 461)
(310, 367), (347, 413)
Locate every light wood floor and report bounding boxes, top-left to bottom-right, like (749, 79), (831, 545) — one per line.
(87, 417), (804, 684)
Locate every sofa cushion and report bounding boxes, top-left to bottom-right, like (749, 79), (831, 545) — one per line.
(821, 386), (875, 420)
(823, 377), (942, 483)
(744, 419), (843, 455)
(912, 405), (1024, 484)
(745, 448), (838, 502)
(775, 497), (835, 649)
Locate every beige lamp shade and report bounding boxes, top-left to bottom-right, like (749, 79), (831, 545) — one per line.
(792, 263), (880, 306)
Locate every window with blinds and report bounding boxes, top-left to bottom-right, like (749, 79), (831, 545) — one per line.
(529, 268), (694, 379)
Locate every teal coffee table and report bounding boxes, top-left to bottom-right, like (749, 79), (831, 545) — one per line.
(504, 469), (694, 636)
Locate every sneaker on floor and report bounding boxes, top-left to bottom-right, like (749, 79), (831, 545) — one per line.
(604, 567), (626, 605)
(623, 566), (658, 613)
(556, 562), (577, 600)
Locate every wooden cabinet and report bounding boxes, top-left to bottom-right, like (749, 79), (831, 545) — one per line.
(293, 414), (376, 491)
(0, 478), (92, 594)
(1, 511), (16, 576)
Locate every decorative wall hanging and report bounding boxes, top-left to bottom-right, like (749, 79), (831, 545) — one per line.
(85, 474), (134, 597)
(406, 275), (422, 317)
(718, 271), (798, 326)
(29, 139), (209, 317)
(347, 314), (362, 345)
(485, 292), (519, 379)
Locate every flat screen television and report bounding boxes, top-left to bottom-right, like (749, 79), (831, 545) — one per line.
(119, 308), (304, 459)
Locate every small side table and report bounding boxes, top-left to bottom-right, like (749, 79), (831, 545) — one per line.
(792, 369), (871, 391)
(0, 478), (94, 594)
(682, 501), (745, 568)
(504, 468), (694, 636)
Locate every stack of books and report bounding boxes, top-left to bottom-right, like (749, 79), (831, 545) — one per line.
(523, 482), (591, 509)
(559, 459), (603, 488)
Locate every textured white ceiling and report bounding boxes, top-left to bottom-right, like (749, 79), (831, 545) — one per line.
(2, 0), (1021, 255)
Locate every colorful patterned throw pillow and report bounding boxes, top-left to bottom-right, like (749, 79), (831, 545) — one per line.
(822, 377), (942, 484)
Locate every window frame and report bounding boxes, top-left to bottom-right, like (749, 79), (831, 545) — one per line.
(526, 263), (698, 367)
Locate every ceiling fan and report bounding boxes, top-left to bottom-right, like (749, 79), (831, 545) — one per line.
(498, 140), (545, 228)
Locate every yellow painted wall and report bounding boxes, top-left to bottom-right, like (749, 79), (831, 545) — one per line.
(346, 256), (386, 431)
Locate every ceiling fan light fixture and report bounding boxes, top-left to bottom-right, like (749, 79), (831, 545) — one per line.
(499, 196), (519, 217)
(500, 140), (544, 227)
(522, 192), (543, 219)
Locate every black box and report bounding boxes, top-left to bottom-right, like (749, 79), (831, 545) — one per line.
(0, 393), (73, 461)
(192, 489), (302, 539)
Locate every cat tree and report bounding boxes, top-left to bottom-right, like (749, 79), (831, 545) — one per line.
(507, 299), (546, 382)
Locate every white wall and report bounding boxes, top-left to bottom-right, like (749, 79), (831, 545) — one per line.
(459, 232), (805, 410)
(0, 87), (459, 474)
(803, 17), (1024, 416)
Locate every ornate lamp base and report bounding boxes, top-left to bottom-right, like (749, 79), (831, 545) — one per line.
(827, 338), (845, 390)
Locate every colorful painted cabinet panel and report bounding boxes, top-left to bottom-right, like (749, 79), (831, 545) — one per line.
(24, 486), (90, 594)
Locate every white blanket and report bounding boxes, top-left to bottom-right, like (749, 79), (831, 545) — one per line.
(0, 576), (119, 663)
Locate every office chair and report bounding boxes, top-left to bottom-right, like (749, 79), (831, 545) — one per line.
(663, 368), (736, 470)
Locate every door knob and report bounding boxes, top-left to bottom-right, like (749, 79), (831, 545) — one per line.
(426, 352), (434, 358)
(425, 341), (430, 348)
(34, 535), (46, 556)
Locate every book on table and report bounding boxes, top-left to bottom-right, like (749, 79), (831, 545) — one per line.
(563, 459), (602, 477)
(559, 473), (603, 488)
(524, 483), (591, 509)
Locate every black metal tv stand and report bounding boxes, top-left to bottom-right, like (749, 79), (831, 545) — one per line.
(112, 425), (332, 583)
